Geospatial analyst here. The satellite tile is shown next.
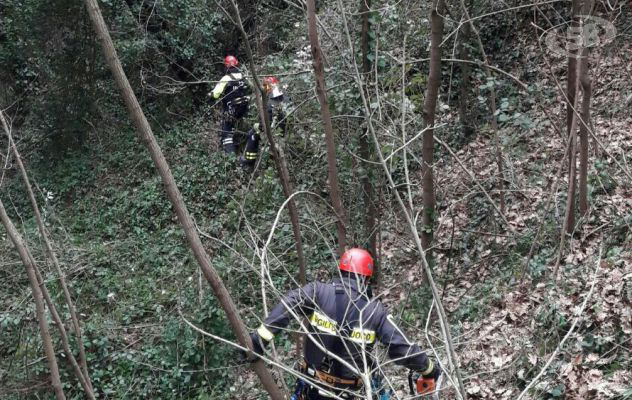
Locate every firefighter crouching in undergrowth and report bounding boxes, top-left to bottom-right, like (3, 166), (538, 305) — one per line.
(246, 248), (442, 399)
(239, 75), (288, 170)
(209, 55), (250, 154)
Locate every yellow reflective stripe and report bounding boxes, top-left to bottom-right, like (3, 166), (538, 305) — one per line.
(211, 75), (231, 99)
(245, 152), (257, 160)
(257, 325), (274, 341)
(309, 311), (337, 334)
(349, 328), (376, 344)
(421, 359), (434, 376)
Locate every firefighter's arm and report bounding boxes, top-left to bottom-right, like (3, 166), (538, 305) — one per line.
(255, 282), (318, 343)
(376, 309), (434, 375)
(210, 75), (230, 99)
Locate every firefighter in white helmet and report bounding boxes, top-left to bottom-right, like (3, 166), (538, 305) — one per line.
(240, 75), (288, 171)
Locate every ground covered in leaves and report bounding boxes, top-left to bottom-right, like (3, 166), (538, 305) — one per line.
(375, 40), (632, 399)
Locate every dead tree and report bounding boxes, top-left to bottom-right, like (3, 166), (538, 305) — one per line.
(421, 0), (446, 255)
(306, 0), (348, 255)
(0, 199), (66, 400)
(82, 0), (284, 397)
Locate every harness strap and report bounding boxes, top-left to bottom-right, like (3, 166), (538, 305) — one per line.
(330, 284), (347, 377)
(331, 283), (368, 377)
(300, 361), (362, 389)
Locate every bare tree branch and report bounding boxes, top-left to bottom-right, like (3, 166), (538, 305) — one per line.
(82, 1), (285, 397)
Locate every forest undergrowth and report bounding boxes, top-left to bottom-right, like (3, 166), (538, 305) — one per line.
(1, 1), (631, 399)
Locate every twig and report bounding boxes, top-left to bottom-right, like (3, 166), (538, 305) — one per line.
(434, 136), (515, 234)
(335, 1), (467, 398)
(516, 244), (602, 400)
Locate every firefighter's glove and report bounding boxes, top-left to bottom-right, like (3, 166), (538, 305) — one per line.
(242, 327), (273, 362)
(421, 360), (442, 381)
(250, 332), (267, 357)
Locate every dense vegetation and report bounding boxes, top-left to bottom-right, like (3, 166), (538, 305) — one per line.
(1, 0), (630, 399)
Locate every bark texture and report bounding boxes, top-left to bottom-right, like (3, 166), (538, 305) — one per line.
(555, 49), (583, 277)
(420, 0), (445, 254)
(578, 0), (594, 216)
(565, 0), (583, 231)
(83, 1), (284, 397)
(578, 53), (591, 216)
(306, 0), (348, 255)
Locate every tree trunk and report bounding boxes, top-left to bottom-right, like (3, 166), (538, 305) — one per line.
(359, 0), (379, 282)
(227, 0), (306, 287)
(578, 0), (594, 216)
(82, 1), (284, 398)
(565, 0), (583, 231)
(578, 50), (591, 217)
(306, 0), (348, 255)
(1, 110), (95, 397)
(457, 11), (473, 138)
(0, 199), (66, 400)
(554, 48), (583, 277)
(420, 0), (445, 255)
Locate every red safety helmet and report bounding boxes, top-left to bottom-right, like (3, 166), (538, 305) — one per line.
(339, 248), (374, 277)
(263, 76), (280, 93)
(224, 55), (239, 68)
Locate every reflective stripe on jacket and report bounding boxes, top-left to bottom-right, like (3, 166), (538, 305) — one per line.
(260, 276), (430, 378)
(211, 69), (248, 108)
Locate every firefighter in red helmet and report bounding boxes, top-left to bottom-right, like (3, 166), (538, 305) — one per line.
(246, 248), (441, 399)
(210, 55), (249, 154)
(239, 75), (289, 170)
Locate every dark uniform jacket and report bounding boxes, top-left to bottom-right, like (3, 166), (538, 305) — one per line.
(258, 276), (430, 379)
(211, 67), (249, 111)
